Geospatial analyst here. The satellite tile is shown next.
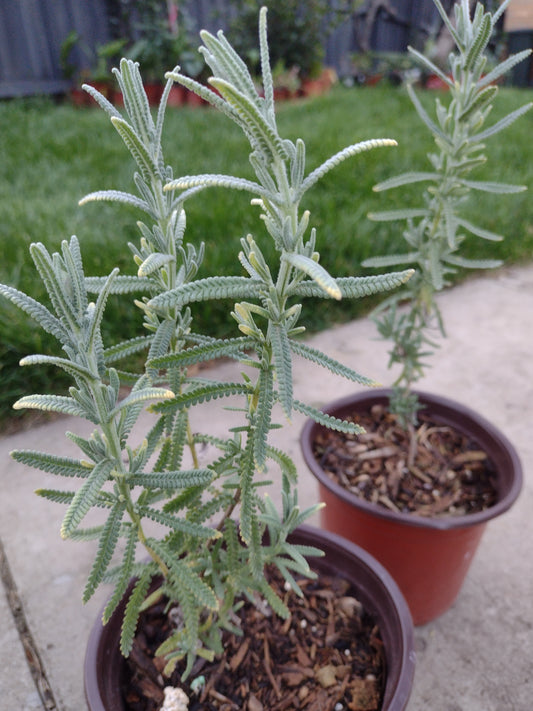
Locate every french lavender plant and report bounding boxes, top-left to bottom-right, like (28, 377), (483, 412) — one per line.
(1, 9), (412, 678)
(363, 0), (532, 429)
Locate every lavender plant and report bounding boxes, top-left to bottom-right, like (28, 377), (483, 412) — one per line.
(1, 9), (412, 678)
(364, 0), (532, 428)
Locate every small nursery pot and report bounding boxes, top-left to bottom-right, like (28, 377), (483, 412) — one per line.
(85, 525), (415, 711)
(300, 389), (523, 625)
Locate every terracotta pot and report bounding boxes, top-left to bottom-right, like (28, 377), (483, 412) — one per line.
(166, 85), (186, 107)
(144, 82), (164, 106)
(70, 87), (91, 107)
(85, 525), (415, 710)
(300, 389), (523, 625)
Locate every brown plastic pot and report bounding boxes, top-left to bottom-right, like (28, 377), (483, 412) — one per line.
(84, 525), (415, 711)
(300, 389), (523, 625)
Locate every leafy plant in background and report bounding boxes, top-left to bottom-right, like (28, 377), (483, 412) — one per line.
(1, 9), (411, 679)
(227, 0), (360, 79)
(363, 0), (532, 430)
(59, 31), (127, 87)
(127, 0), (203, 80)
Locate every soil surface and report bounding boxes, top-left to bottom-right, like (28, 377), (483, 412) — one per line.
(123, 568), (385, 711)
(312, 404), (498, 517)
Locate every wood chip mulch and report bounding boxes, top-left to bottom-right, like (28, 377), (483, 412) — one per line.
(123, 568), (386, 711)
(312, 404), (498, 517)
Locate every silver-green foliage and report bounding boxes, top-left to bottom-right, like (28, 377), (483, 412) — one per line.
(364, 0), (532, 427)
(3, 8), (411, 678)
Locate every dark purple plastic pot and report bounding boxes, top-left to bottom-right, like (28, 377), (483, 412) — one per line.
(85, 525), (415, 710)
(300, 389), (523, 625)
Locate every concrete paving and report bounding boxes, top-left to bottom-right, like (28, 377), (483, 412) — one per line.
(1, 264), (532, 710)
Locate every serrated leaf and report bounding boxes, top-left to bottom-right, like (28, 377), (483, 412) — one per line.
(407, 47), (453, 88)
(150, 539), (218, 611)
(428, 241), (444, 291)
(293, 400), (366, 434)
(0, 283), (67, 342)
(103, 524), (137, 624)
(86, 268), (119, 358)
(83, 501), (126, 603)
(283, 253), (341, 300)
(258, 6), (274, 118)
(280, 542), (313, 576)
(286, 543), (324, 561)
(139, 507), (218, 539)
(68, 525), (106, 541)
(265, 445), (297, 483)
(85, 275), (152, 295)
(109, 387), (174, 419)
(368, 208), (429, 222)
(459, 179), (526, 194)
(166, 70), (230, 114)
(292, 271), (414, 300)
(62, 237), (86, 312)
(406, 83), (451, 146)
(464, 13), (491, 71)
(459, 85), (498, 122)
(362, 253), (419, 268)
(82, 83), (122, 119)
(152, 381), (252, 412)
(129, 469), (213, 489)
(209, 77), (287, 163)
(222, 517), (240, 571)
(165, 407), (187, 473)
(471, 103), (533, 142)
(248, 516), (264, 581)
(115, 59), (154, 148)
(60, 459), (114, 538)
(253, 367), (274, 469)
(165, 173), (268, 200)
(373, 172), (439, 192)
(11, 450), (90, 478)
(35, 489), (76, 505)
(444, 255), (502, 270)
(200, 28), (259, 103)
(137, 252), (175, 277)
(79, 190), (150, 214)
(239, 436), (257, 545)
(456, 218), (503, 242)
(104, 335), (152, 364)
(13, 395), (87, 419)
(19, 354), (96, 382)
(149, 276), (263, 311)
(121, 567), (153, 656)
(442, 200), (458, 249)
(258, 578), (290, 619)
(148, 337), (252, 370)
(431, 0), (463, 49)
(298, 139), (397, 197)
(270, 324), (293, 417)
(110, 117), (158, 183)
(289, 340), (378, 386)
(478, 50), (532, 88)
(29, 242), (78, 331)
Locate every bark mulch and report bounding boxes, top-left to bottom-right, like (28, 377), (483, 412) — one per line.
(312, 404), (498, 517)
(123, 568), (385, 711)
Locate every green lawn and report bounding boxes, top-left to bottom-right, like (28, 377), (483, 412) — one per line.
(1, 84), (532, 424)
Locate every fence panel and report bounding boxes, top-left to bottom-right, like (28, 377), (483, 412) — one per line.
(0, 0), (109, 97)
(2, 1), (499, 98)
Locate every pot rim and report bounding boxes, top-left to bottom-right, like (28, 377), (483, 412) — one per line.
(85, 524), (415, 711)
(300, 388), (523, 531)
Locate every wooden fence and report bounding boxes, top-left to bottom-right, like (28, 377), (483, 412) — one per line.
(0, 0), (450, 98)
